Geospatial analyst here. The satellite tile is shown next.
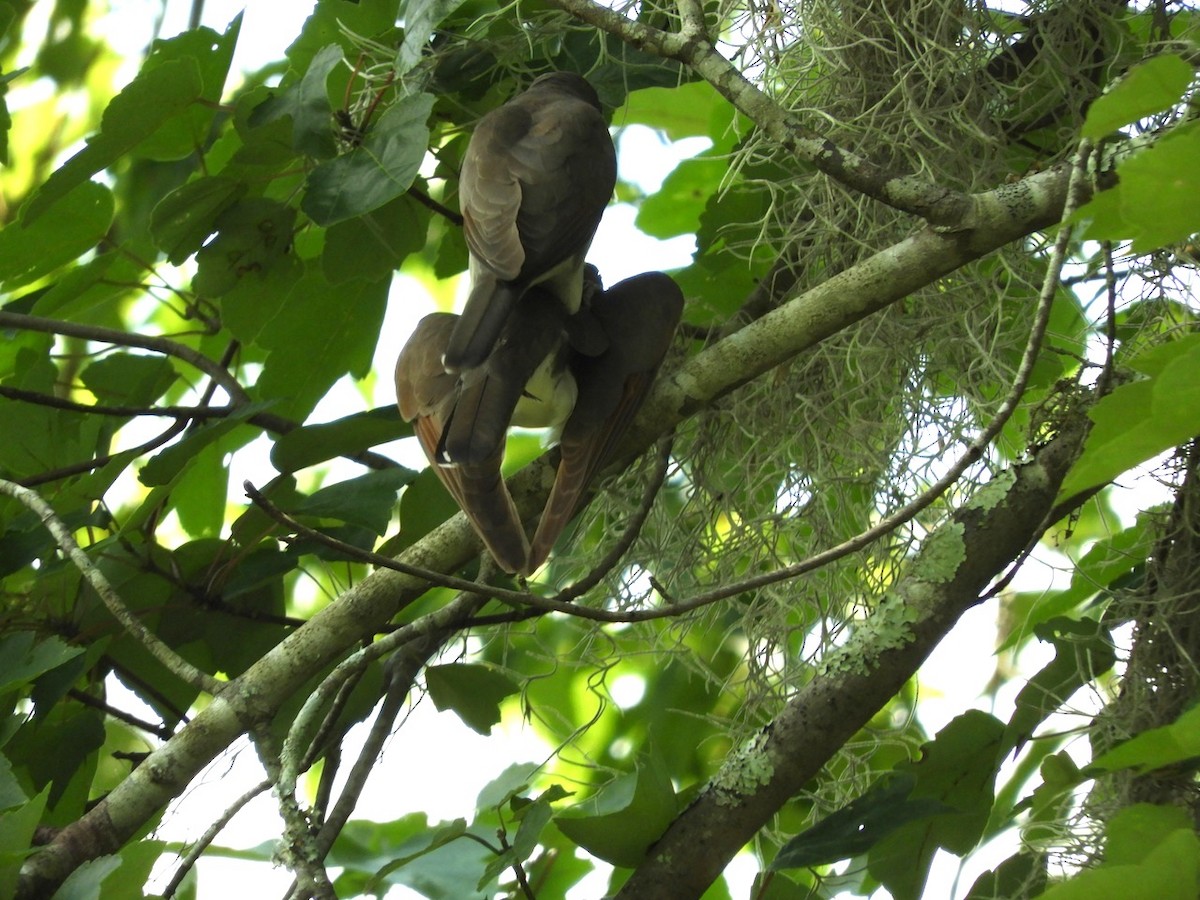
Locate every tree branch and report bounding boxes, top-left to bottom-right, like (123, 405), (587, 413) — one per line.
(0, 479), (222, 696)
(0, 313), (403, 473)
(547, 0), (973, 225)
(614, 406), (1092, 898)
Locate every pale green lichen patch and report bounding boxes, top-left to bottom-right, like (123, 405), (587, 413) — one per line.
(710, 731), (774, 805)
(965, 469), (1016, 512)
(819, 593), (919, 677)
(910, 521), (965, 584)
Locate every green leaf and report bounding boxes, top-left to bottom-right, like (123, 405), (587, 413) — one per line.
(302, 92), (435, 225)
(0, 64), (18, 166)
(636, 144), (730, 239)
(869, 711), (1006, 900)
(290, 467), (417, 535)
(1083, 54), (1192, 139)
(0, 789), (49, 899)
(321, 194), (429, 284)
(395, 0), (468, 75)
(999, 514), (1153, 653)
(772, 773), (950, 871)
(22, 59), (204, 222)
(0, 633), (83, 695)
(172, 442), (231, 538)
(1059, 333), (1200, 498)
(285, 0), (401, 76)
(425, 663), (520, 735)
(1033, 808), (1200, 900)
(619, 80), (734, 141)
(555, 753), (678, 867)
(1092, 704), (1200, 775)
(270, 406), (409, 473)
(0, 755), (26, 812)
(249, 43), (343, 159)
(52, 853), (123, 900)
(1077, 120), (1200, 253)
(79, 353), (178, 408)
(134, 18), (242, 161)
(0, 181), (114, 290)
(150, 176), (248, 264)
(192, 197), (297, 298)
(254, 271), (389, 420)
(965, 853), (1047, 900)
(139, 403), (267, 487)
(219, 254), (302, 345)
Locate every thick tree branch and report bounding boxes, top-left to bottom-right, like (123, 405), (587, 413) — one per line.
(615, 407), (1092, 899)
(15, 162), (1073, 899)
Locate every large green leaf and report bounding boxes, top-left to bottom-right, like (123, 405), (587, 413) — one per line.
(555, 753), (679, 867)
(1091, 704), (1200, 775)
(254, 271), (389, 420)
(321, 194), (430, 284)
(1001, 617), (1115, 756)
(149, 175), (248, 264)
(302, 91), (435, 225)
(289, 466), (417, 535)
(1034, 805), (1200, 900)
(270, 406), (409, 473)
(1083, 54), (1192, 139)
(772, 774), (950, 871)
(0, 633), (83, 695)
(425, 663), (520, 735)
(869, 711), (1006, 900)
(134, 17), (242, 161)
(1059, 333), (1200, 498)
(249, 42), (343, 159)
(0, 181), (113, 290)
(1077, 118), (1200, 253)
(22, 59), (204, 222)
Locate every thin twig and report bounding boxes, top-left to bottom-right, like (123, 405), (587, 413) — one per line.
(0, 314), (402, 472)
(0, 479), (222, 693)
(68, 688), (173, 741)
(407, 186), (463, 225)
(0, 312), (250, 405)
(984, 137), (1100, 599)
(162, 780), (272, 899)
(555, 436), (675, 602)
(0, 385), (236, 420)
(20, 419), (187, 488)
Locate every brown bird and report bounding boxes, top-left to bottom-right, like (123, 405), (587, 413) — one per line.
(443, 71), (617, 373)
(396, 273), (683, 575)
(395, 289), (576, 573)
(528, 271), (684, 571)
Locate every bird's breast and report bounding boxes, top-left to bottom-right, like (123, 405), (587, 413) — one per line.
(512, 351), (576, 430)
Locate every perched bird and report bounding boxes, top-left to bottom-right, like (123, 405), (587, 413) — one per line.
(443, 71), (617, 373)
(395, 273), (683, 575)
(395, 287), (579, 573)
(528, 271), (684, 571)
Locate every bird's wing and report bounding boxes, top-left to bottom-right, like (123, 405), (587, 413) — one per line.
(449, 76), (616, 372)
(439, 289), (570, 466)
(527, 272), (684, 572)
(395, 313), (530, 574)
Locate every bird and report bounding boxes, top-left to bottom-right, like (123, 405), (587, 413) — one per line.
(527, 271), (684, 571)
(395, 288), (577, 573)
(395, 273), (684, 575)
(442, 71), (617, 374)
